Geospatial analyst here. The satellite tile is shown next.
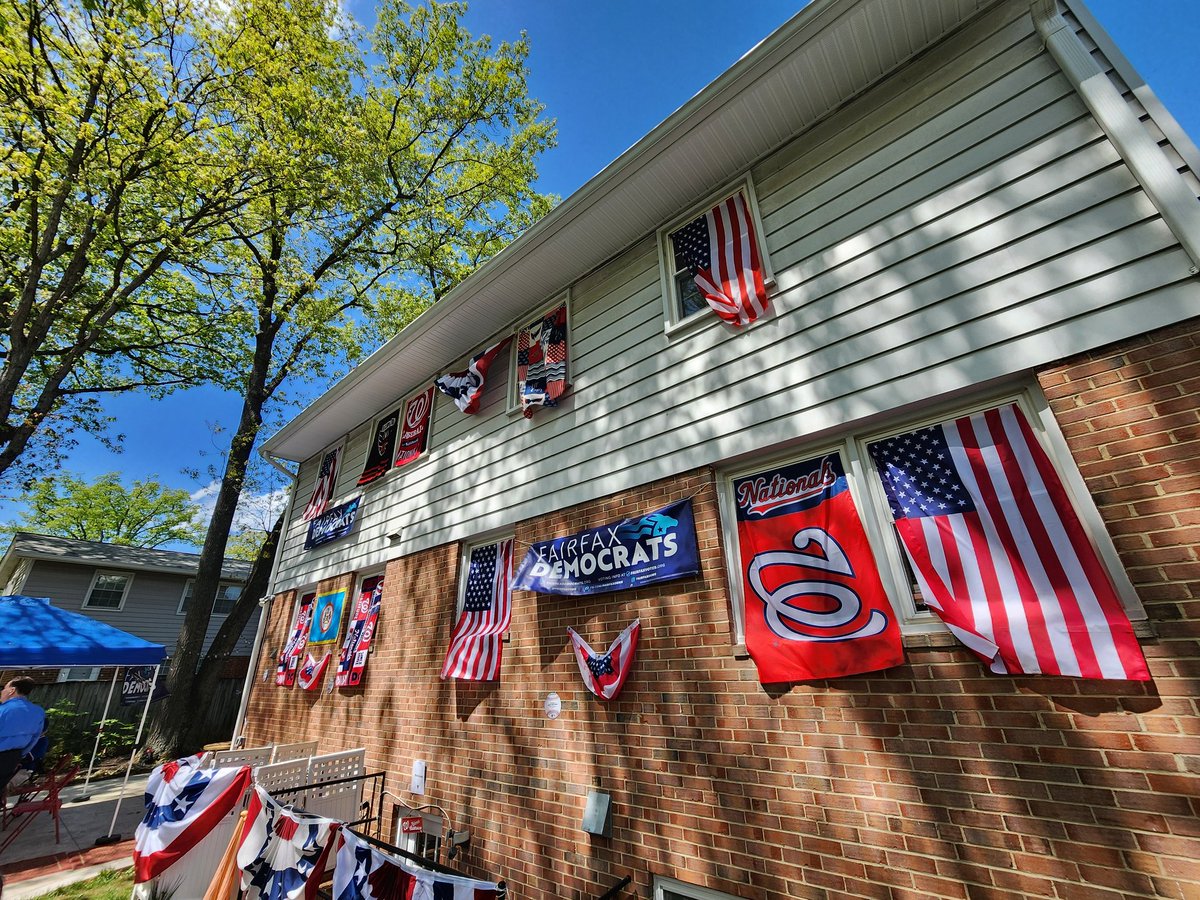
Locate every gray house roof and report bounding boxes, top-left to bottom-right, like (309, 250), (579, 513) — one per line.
(0, 532), (251, 586)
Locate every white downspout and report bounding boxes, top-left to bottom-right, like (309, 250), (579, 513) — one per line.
(229, 449), (299, 745)
(1032, 0), (1200, 273)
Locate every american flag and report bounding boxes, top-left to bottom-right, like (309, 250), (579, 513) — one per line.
(440, 539), (514, 681)
(302, 446), (342, 522)
(868, 403), (1148, 680)
(672, 191), (769, 327)
(434, 337), (510, 414)
(567, 618), (641, 701)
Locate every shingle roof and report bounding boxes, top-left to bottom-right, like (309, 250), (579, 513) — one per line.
(1, 532), (251, 581)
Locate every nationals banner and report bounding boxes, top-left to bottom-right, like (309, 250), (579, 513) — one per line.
(305, 496), (361, 550)
(336, 575), (383, 688)
(393, 387), (434, 468)
(513, 499), (699, 596)
(276, 592), (316, 686)
(733, 453), (904, 683)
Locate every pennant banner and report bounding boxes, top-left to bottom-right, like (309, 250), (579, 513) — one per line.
(868, 402), (1148, 680)
(358, 411), (399, 486)
(336, 575), (383, 688)
(276, 592), (316, 687)
(733, 453), (904, 683)
(568, 618), (641, 701)
(393, 386), (434, 468)
(133, 756), (252, 883)
(513, 499), (700, 596)
(304, 496), (361, 551)
(239, 786), (341, 900)
(517, 303), (569, 418)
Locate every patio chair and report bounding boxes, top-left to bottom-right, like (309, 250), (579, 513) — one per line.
(1, 754), (72, 829)
(0, 761), (79, 855)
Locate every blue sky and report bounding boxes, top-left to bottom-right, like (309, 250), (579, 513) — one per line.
(6, 0), (1198, 532)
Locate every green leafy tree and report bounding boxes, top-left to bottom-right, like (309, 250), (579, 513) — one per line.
(0, 0), (258, 485)
(3, 471), (203, 547)
(153, 0), (554, 754)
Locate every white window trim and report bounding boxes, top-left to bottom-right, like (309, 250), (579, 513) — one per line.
(653, 875), (746, 900)
(83, 570), (133, 611)
(455, 532), (515, 620)
(506, 289), (572, 417)
(177, 579), (244, 616)
(717, 384), (1146, 650)
(656, 173), (775, 339)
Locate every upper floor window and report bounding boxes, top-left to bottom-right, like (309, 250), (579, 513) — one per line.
(84, 571), (132, 610)
(178, 580), (243, 616)
(508, 293), (571, 418)
(657, 178), (774, 333)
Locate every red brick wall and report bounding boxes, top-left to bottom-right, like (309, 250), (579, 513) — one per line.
(243, 321), (1200, 900)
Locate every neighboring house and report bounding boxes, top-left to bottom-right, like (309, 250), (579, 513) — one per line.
(240, 2), (1200, 899)
(0, 532), (256, 681)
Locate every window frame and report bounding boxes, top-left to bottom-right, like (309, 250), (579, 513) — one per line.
(455, 532), (515, 622)
(656, 174), (775, 337)
(83, 570), (133, 611)
(717, 385), (1145, 650)
(653, 875), (747, 900)
(177, 579), (245, 617)
(506, 290), (572, 417)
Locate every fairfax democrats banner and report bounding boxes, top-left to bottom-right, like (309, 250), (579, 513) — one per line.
(304, 495), (362, 550)
(513, 499), (700, 596)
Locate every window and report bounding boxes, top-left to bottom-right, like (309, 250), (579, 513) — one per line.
(657, 177), (774, 333)
(654, 876), (746, 900)
(455, 536), (515, 617)
(56, 667), (101, 683)
(719, 388), (1145, 652)
(84, 571), (132, 610)
(178, 580), (243, 616)
(508, 292), (571, 417)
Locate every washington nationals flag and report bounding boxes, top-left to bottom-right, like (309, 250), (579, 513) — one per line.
(435, 338), (510, 414)
(672, 191), (769, 327)
(868, 403), (1148, 680)
(302, 446), (342, 522)
(733, 453), (904, 683)
(440, 538), (513, 681)
(567, 618), (641, 700)
(394, 386), (434, 468)
(133, 756), (251, 882)
(239, 786), (341, 900)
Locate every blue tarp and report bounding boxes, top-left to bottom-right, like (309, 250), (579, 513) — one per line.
(0, 595), (166, 668)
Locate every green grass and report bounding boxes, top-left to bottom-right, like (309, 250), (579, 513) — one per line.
(31, 865), (135, 899)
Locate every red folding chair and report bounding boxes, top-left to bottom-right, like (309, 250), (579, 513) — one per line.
(1, 754), (72, 830)
(0, 762), (78, 855)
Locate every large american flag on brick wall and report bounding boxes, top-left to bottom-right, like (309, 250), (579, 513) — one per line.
(868, 403), (1148, 680)
(671, 191), (769, 327)
(440, 538), (514, 681)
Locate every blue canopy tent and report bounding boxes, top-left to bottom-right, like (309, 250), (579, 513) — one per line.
(0, 595), (166, 840)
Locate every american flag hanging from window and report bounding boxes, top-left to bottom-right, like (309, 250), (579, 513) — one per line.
(302, 446), (342, 522)
(672, 191), (769, 327)
(567, 618), (641, 701)
(868, 403), (1148, 681)
(440, 538), (514, 681)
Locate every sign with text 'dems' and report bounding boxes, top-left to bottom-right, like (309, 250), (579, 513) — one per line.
(304, 495), (362, 550)
(513, 499), (699, 596)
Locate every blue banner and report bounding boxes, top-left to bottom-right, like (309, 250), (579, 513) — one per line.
(512, 499), (699, 596)
(305, 495), (361, 550)
(121, 665), (169, 706)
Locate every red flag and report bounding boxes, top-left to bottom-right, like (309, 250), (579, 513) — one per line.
(671, 192), (769, 327)
(868, 403), (1148, 680)
(440, 539), (513, 681)
(301, 447), (341, 521)
(567, 618), (640, 700)
(394, 386), (434, 468)
(733, 454), (904, 682)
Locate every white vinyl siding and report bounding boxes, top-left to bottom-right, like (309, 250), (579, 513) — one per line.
(270, 1), (1199, 593)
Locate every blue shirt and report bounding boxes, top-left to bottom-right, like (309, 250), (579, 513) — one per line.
(0, 696), (45, 754)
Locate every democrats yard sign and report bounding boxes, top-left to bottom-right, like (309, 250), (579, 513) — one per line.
(513, 499), (699, 596)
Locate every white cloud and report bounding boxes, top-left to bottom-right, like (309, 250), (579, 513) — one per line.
(191, 482), (291, 533)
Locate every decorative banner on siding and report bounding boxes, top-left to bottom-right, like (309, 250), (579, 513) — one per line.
(358, 411), (399, 485)
(304, 496), (361, 550)
(733, 453), (904, 683)
(336, 575), (383, 688)
(393, 386), (434, 469)
(276, 592), (315, 687)
(513, 499), (700, 596)
(121, 665), (169, 706)
(308, 589), (347, 646)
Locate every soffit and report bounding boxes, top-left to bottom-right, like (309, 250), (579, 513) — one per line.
(263, 0), (1001, 462)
